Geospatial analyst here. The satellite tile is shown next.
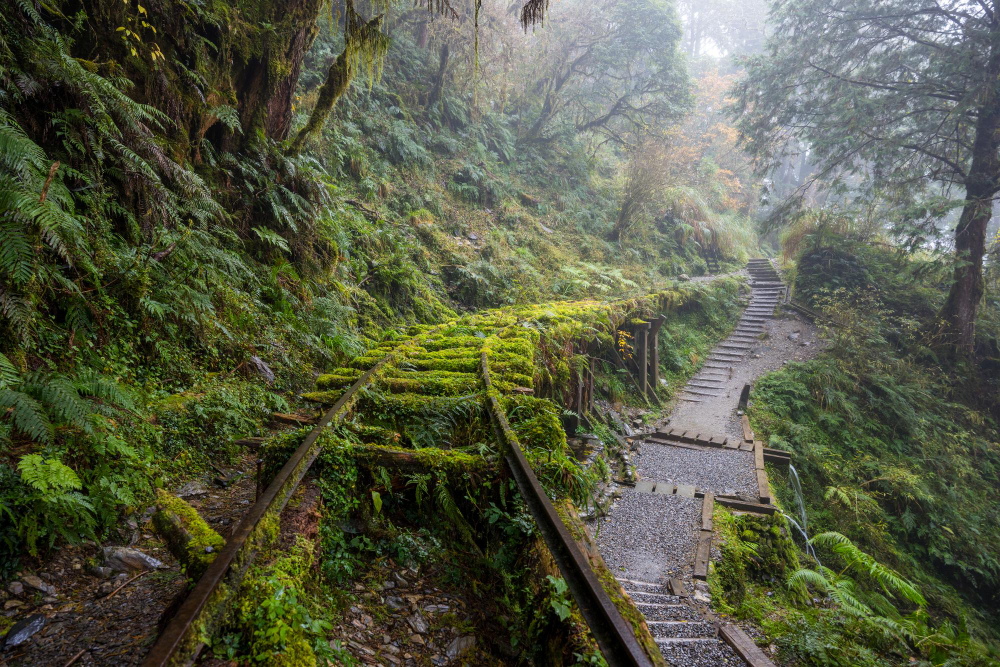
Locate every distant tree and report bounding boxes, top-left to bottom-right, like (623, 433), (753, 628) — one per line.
(518, 0), (691, 146)
(731, 0), (1000, 357)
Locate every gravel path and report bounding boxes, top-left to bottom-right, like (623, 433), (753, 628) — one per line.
(597, 492), (701, 583)
(637, 444), (758, 499)
(591, 260), (810, 666)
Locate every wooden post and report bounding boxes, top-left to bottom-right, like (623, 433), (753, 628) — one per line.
(587, 357), (595, 412)
(637, 322), (649, 399)
(649, 316), (665, 392)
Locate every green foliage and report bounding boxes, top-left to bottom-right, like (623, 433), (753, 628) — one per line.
(13, 454), (96, 555)
(226, 537), (333, 666)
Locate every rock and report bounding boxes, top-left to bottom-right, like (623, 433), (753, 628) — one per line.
(176, 481), (210, 498)
(693, 590), (711, 603)
(7, 582), (23, 597)
(409, 634), (425, 645)
(248, 355), (275, 384)
(213, 469), (243, 488)
(386, 596), (405, 610)
(678, 273), (691, 281)
(446, 635), (475, 659)
(2, 614), (45, 648)
(406, 612), (428, 634)
(103, 546), (165, 572)
(3, 600), (23, 610)
(423, 604), (449, 613)
(787, 332), (800, 340)
(539, 224), (554, 234)
(467, 232), (479, 241)
(21, 574), (56, 596)
(87, 565), (113, 579)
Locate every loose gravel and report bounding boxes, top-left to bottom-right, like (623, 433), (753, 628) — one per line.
(596, 491), (700, 583)
(637, 444), (758, 499)
(659, 639), (747, 667)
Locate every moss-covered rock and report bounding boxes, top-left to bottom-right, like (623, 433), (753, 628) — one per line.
(152, 488), (226, 580)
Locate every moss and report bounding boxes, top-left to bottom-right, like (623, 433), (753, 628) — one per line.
(152, 488), (226, 580)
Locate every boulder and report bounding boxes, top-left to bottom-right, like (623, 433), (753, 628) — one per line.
(103, 546), (165, 572)
(2, 614), (45, 648)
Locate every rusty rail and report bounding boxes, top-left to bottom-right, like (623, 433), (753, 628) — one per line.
(480, 349), (655, 667)
(141, 334), (429, 666)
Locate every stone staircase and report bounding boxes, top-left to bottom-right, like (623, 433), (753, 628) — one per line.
(679, 260), (785, 403)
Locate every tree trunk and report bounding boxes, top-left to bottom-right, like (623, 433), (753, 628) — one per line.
(428, 43), (450, 107)
(287, 48), (353, 156)
(937, 48), (1000, 358)
(222, 0), (324, 151)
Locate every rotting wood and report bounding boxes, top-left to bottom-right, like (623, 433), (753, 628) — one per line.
(270, 412), (316, 425)
(715, 497), (777, 515)
(719, 623), (777, 667)
(756, 468), (771, 505)
(763, 448), (791, 465)
(694, 530), (712, 580)
(701, 493), (714, 531)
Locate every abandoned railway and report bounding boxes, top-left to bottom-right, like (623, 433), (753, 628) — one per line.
(5, 261), (816, 667)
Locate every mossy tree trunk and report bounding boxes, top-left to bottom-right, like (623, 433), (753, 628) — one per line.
(287, 14), (384, 156)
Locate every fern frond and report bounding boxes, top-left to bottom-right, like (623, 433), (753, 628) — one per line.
(0, 387), (52, 442)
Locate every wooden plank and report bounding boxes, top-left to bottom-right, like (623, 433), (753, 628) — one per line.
(754, 440), (765, 470)
(635, 480), (655, 493)
(724, 439), (740, 450)
(739, 442), (754, 452)
(701, 493), (714, 531)
(694, 434), (713, 446)
(645, 437), (706, 452)
(693, 530), (712, 580)
(757, 468), (771, 505)
(708, 435), (726, 448)
(715, 497), (776, 515)
(668, 427), (685, 439)
(741, 415), (754, 443)
(653, 483), (675, 495)
(719, 623), (776, 667)
(763, 448), (792, 465)
(668, 578), (688, 597)
(680, 431), (698, 444)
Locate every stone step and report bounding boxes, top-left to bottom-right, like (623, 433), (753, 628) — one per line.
(655, 637), (725, 647)
(648, 620), (718, 639)
(718, 342), (751, 350)
(626, 590), (683, 605)
(615, 577), (666, 591)
(682, 388), (722, 397)
(687, 381), (723, 390)
(634, 601), (701, 621)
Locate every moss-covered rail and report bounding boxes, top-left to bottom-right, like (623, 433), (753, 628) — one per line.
(140, 326), (441, 667)
(481, 341), (657, 667)
(141, 279), (737, 665)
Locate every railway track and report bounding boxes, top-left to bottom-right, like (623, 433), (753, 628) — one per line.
(139, 276), (764, 667)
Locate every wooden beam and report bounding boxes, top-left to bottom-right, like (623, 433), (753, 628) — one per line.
(763, 448), (791, 465)
(715, 497), (776, 515)
(756, 468), (771, 505)
(637, 323), (649, 399)
(694, 530), (712, 579)
(754, 440), (765, 471)
(741, 415), (754, 443)
(701, 493), (714, 531)
(719, 623), (776, 667)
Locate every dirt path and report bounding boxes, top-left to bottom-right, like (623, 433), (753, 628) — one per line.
(593, 260), (823, 666)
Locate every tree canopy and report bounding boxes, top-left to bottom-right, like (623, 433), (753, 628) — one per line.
(732, 0), (1000, 355)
